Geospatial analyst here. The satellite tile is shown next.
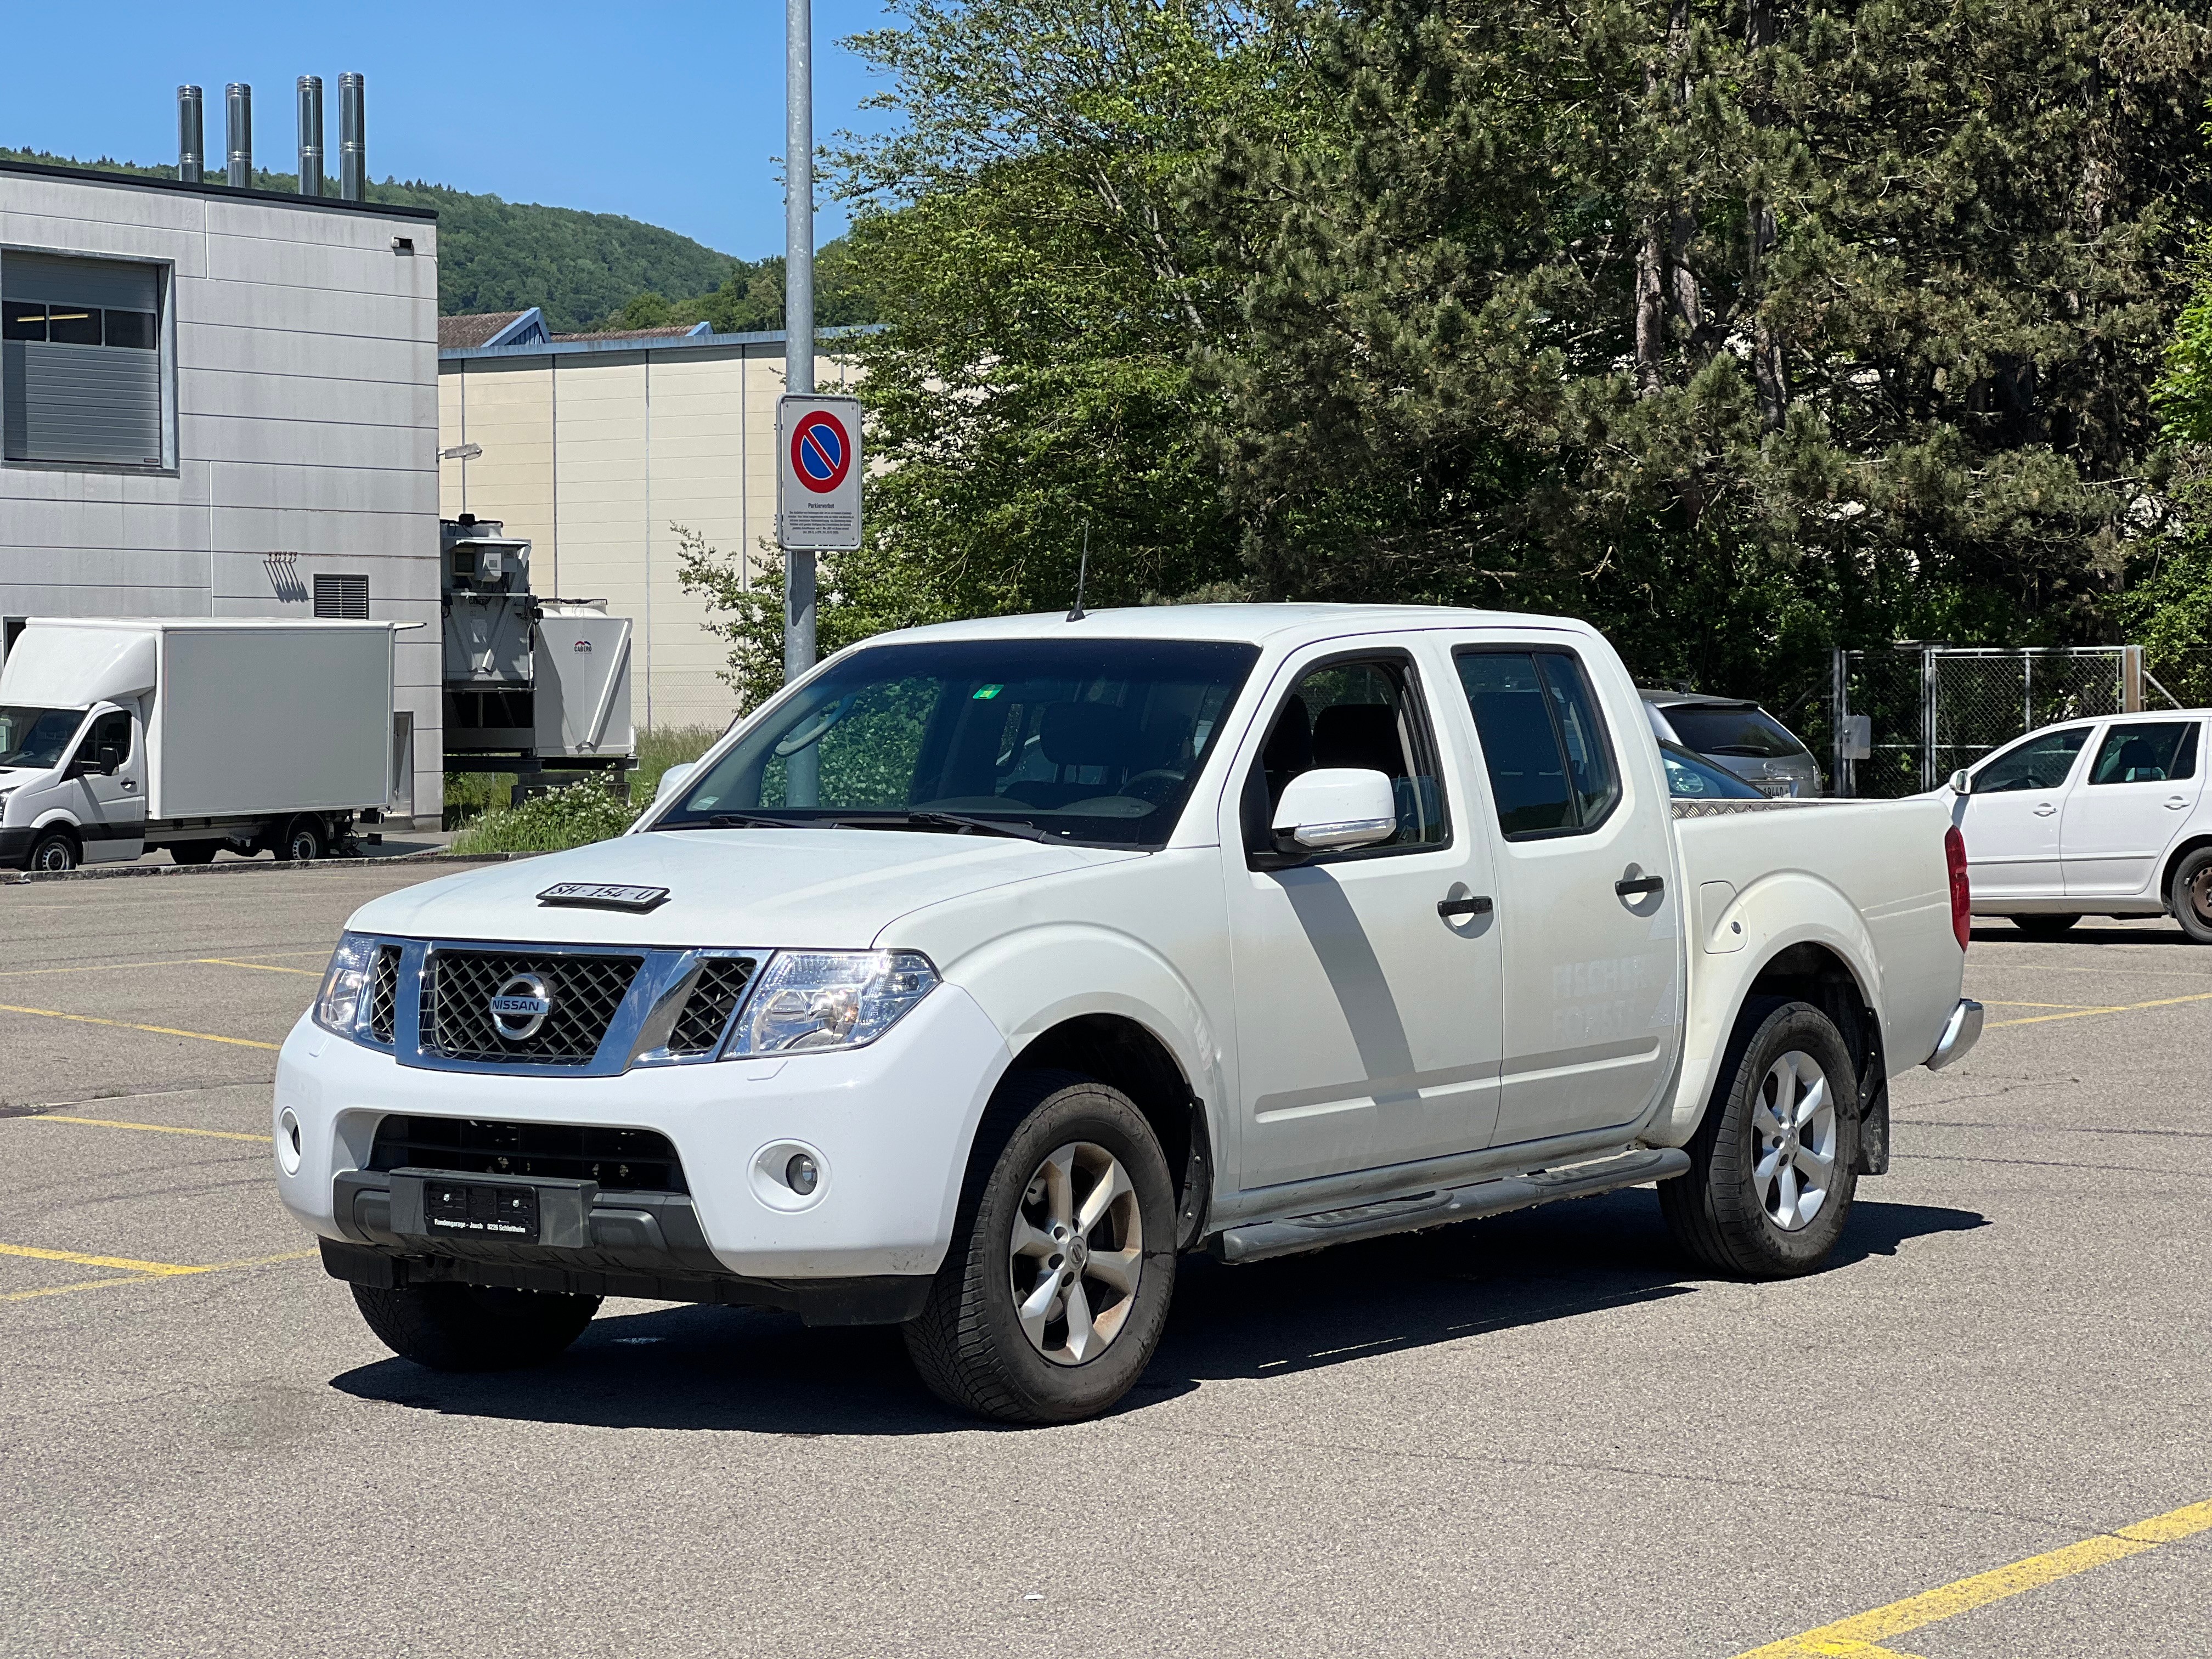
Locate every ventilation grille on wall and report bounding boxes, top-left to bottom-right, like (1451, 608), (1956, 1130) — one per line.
(313, 573), (369, 618)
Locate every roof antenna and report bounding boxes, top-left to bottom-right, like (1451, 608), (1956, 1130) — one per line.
(1066, 523), (1090, 622)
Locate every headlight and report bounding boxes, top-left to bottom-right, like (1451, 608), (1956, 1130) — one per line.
(314, 932), (376, 1035)
(728, 950), (938, 1056)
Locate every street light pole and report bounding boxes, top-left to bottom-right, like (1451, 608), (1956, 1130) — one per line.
(783, 0), (817, 689)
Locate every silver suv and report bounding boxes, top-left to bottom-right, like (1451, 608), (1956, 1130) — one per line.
(1640, 690), (1822, 797)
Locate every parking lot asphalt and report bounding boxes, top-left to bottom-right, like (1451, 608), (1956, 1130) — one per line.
(2, 868), (2208, 1659)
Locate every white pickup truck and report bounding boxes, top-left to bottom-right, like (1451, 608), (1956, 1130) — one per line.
(278, 605), (1980, 1423)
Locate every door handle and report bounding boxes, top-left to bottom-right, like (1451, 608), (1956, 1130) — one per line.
(1615, 876), (1665, 898)
(1437, 895), (1493, 919)
(2033, 802), (2057, 816)
(2168, 797), (2189, 809)
(121, 780), (137, 791)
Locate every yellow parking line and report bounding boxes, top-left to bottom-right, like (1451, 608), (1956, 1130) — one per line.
(0, 1003), (280, 1050)
(0, 1241), (208, 1275)
(1987, 990), (2212, 1028)
(0, 951), (328, 981)
(0, 1246), (315, 1304)
(1978, 1000), (2102, 1010)
(1732, 1497), (2212, 1657)
(26, 1115), (273, 1144)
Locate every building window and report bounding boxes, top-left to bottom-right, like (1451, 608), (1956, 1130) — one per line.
(2, 251), (165, 468)
(314, 574), (371, 619)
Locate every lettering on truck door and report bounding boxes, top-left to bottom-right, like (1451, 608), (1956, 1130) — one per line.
(1220, 642), (1504, 1189)
(1447, 639), (1681, 1146)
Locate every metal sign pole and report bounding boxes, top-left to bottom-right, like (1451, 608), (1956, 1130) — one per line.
(783, 0), (817, 699)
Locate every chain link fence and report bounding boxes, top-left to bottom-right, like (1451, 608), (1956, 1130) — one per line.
(1826, 646), (2212, 798)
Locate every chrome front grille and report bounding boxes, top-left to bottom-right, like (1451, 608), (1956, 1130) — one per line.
(667, 956), (757, 1055)
(420, 949), (645, 1066)
(365, 946), (400, 1045)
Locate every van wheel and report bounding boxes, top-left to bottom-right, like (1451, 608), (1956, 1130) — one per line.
(351, 1283), (600, 1371)
(1660, 997), (1860, 1278)
(904, 1070), (1178, 1424)
(281, 817), (324, 862)
(2011, 914), (2080, 938)
(2171, 848), (2212, 945)
(27, 831), (78, 873)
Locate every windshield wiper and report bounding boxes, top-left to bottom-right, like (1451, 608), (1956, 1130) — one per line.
(830, 811), (1058, 843)
(651, 812), (814, 831)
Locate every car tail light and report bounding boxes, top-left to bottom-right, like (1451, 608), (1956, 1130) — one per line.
(1944, 824), (1971, 950)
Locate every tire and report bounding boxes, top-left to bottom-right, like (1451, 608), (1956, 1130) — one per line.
(1660, 997), (1860, 1278)
(27, 831), (77, 873)
(2011, 913), (2081, 938)
(167, 842), (219, 865)
(2172, 847), (2212, 945)
(351, 1282), (600, 1372)
(904, 1070), (1178, 1424)
(281, 817), (324, 862)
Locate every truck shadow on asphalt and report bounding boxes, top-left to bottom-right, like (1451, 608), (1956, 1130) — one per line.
(326, 1193), (1985, 1436)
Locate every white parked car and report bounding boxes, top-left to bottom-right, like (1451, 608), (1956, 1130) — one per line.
(277, 605), (1980, 1423)
(1944, 710), (2212, 942)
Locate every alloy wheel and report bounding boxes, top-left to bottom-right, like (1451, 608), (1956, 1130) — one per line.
(1007, 1141), (1143, 1367)
(1751, 1049), (1837, 1233)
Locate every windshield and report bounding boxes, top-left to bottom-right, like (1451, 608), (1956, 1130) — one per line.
(0, 706), (84, 771)
(1660, 740), (1763, 799)
(659, 637), (1262, 848)
(1664, 703), (1808, 760)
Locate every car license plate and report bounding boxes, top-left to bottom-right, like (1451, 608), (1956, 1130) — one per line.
(422, 1180), (540, 1239)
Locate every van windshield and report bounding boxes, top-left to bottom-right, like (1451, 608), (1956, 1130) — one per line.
(0, 706), (84, 771)
(657, 637), (1262, 849)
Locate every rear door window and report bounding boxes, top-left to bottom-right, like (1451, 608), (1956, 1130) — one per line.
(1455, 649), (1621, 838)
(2086, 722), (2198, 786)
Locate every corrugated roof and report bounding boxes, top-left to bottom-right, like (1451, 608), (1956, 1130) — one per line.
(550, 321), (714, 343)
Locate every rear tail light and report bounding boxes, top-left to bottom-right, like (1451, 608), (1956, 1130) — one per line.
(1944, 824), (1971, 950)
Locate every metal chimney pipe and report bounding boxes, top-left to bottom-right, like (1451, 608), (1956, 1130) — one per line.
(296, 76), (324, 197)
(225, 82), (252, 188)
(337, 74), (365, 201)
(177, 86), (204, 184)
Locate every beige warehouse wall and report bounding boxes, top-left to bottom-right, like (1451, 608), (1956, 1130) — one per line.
(439, 341), (858, 730)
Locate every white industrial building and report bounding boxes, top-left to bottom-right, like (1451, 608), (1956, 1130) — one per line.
(0, 157), (443, 824)
(438, 314), (860, 731)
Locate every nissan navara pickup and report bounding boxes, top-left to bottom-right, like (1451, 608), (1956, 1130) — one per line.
(278, 605), (1982, 1423)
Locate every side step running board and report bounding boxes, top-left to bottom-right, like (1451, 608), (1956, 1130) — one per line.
(1212, 1146), (1691, 1265)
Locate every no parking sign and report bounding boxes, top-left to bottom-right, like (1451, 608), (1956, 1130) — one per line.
(776, 394), (862, 551)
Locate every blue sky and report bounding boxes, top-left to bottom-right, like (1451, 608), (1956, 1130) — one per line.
(0, 1), (902, 258)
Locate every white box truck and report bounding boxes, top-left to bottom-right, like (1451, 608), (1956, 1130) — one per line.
(0, 618), (403, 872)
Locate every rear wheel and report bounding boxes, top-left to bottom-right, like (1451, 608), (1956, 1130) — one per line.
(280, 816), (324, 862)
(351, 1282), (600, 1371)
(1661, 998), (1860, 1278)
(2011, 913), (2081, 938)
(904, 1070), (1177, 1424)
(27, 831), (77, 873)
(2171, 847), (2212, 945)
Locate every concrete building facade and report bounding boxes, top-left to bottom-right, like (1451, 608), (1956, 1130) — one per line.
(438, 324), (859, 731)
(0, 159), (444, 823)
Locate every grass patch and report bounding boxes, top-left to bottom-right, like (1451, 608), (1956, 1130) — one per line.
(442, 723), (726, 845)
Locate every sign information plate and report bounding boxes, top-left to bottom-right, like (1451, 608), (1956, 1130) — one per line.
(777, 394), (863, 551)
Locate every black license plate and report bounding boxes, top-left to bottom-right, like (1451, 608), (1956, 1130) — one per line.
(422, 1180), (540, 1240)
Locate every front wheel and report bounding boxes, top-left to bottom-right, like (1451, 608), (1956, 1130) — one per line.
(351, 1282), (600, 1370)
(2171, 847), (2212, 945)
(904, 1071), (1177, 1424)
(27, 831), (77, 873)
(1660, 998), (1860, 1278)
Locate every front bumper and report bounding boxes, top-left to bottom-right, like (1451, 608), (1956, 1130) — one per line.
(1925, 997), (1984, 1071)
(274, 980), (1011, 1302)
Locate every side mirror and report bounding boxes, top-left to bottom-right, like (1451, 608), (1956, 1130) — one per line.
(653, 761), (697, 805)
(1948, 768), (1973, 796)
(1272, 768), (1398, 854)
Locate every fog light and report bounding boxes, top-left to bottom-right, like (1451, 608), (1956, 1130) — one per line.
(276, 1108), (303, 1176)
(786, 1153), (820, 1195)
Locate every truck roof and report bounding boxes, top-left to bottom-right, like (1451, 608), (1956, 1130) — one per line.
(875, 602), (1593, 651)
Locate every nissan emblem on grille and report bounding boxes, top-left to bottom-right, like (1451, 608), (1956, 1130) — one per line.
(488, 973), (554, 1041)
